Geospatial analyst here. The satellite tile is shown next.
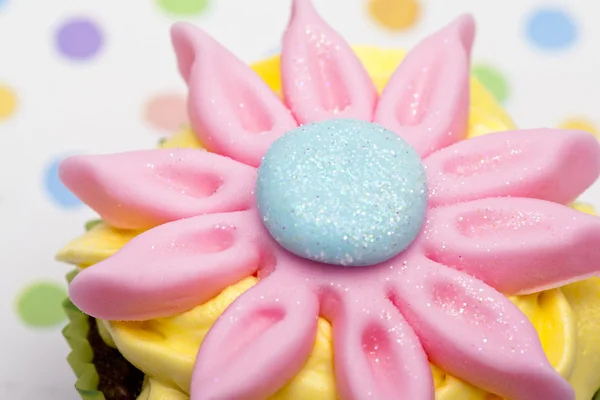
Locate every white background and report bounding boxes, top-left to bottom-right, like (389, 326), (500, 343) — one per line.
(0, 0), (599, 398)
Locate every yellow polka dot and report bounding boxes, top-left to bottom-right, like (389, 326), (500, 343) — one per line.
(368, 0), (420, 31)
(0, 85), (17, 120)
(559, 117), (598, 139)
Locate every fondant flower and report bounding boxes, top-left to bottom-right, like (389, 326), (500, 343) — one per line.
(59, 1), (600, 399)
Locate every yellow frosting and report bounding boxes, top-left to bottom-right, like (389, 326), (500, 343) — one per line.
(57, 222), (142, 267)
(58, 48), (600, 400)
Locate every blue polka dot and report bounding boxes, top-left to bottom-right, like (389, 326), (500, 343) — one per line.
(526, 8), (578, 50)
(44, 157), (82, 208)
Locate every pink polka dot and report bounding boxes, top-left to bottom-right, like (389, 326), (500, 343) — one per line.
(143, 93), (187, 133)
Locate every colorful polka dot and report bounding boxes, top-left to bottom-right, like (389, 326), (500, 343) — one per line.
(55, 18), (104, 60)
(157, 0), (210, 16)
(44, 156), (82, 208)
(472, 64), (510, 103)
(559, 117), (598, 138)
(16, 281), (68, 328)
(143, 93), (187, 133)
(526, 8), (578, 50)
(0, 84), (17, 120)
(368, 0), (420, 31)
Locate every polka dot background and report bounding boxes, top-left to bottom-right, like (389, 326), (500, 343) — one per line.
(0, 84), (17, 119)
(368, 0), (420, 31)
(143, 92), (187, 133)
(1, 0), (599, 398)
(55, 18), (104, 61)
(157, 0), (210, 16)
(526, 7), (578, 51)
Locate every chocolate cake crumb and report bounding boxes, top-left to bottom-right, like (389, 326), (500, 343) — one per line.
(87, 317), (145, 400)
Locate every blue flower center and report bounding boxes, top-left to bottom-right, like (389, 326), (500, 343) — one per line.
(256, 118), (427, 267)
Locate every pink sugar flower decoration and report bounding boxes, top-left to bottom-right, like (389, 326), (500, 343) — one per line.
(59, 1), (600, 399)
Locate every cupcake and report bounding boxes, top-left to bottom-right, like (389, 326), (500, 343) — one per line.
(57, 0), (600, 399)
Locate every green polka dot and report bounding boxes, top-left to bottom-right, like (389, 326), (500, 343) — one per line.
(157, 0), (210, 16)
(16, 282), (68, 327)
(472, 64), (510, 103)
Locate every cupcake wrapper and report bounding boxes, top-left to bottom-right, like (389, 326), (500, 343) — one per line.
(62, 269), (105, 400)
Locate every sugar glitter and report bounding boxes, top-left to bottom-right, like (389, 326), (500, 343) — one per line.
(256, 118), (428, 266)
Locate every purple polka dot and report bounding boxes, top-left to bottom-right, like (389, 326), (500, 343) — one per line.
(55, 18), (104, 60)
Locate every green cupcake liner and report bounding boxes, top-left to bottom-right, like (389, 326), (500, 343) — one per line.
(62, 269), (106, 400)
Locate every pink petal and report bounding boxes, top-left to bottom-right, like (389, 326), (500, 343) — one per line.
(425, 129), (600, 207)
(69, 210), (265, 320)
(191, 272), (319, 400)
(421, 197), (600, 295)
(59, 149), (257, 230)
(374, 15), (474, 157)
(389, 255), (574, 400)
(281, 0), (377, 124)
(171, 23), (297, 167)
(327, 293), (433, 400)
